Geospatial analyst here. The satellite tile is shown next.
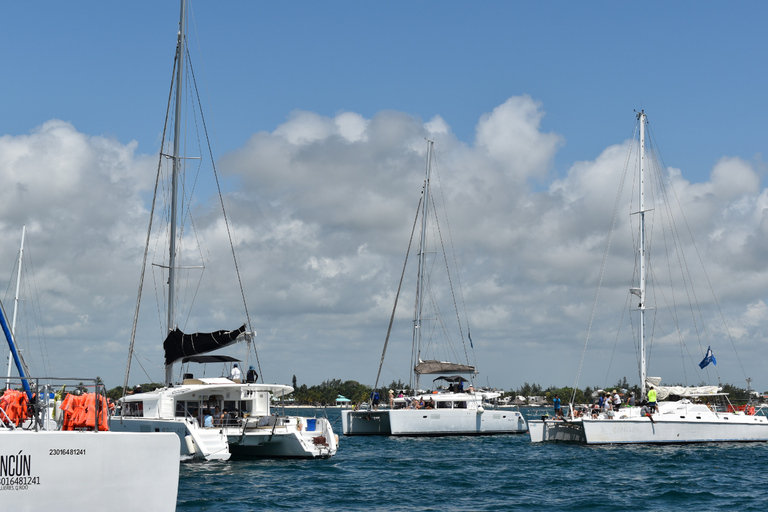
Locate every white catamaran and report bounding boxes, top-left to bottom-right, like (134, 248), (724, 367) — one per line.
(529, 111), (768, 444)
(342, 140), (527, 436)
(109, 0), (337, 460)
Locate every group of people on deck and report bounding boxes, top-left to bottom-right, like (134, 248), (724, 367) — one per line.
(409, 397), (435, 409)
(202, 406), (238, 427)
(554, 388), (659, 420)
(228, 363), (258, 383)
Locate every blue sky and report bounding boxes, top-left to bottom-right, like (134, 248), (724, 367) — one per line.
(1, 1), (768, 393)
(3, 2), (766, 182)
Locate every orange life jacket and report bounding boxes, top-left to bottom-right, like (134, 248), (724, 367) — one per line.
(84, 394), (110, 431)
(60, 393), (78, 431)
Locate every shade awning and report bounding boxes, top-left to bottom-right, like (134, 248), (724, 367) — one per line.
(432, 375), (469, 383)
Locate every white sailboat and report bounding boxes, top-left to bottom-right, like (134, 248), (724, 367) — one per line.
(342, 140), (527, 436)
(0, 293), (180, 511)
(529, 111), (768, 444)
(109, 0), (337, 460)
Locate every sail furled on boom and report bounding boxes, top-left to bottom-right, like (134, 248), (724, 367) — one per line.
(414, 359), (476, 375)
(163, 324), (246, 365)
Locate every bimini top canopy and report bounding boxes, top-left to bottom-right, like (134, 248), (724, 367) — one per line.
(433, 375), (469, 383)
(164, 324), (246, 366)
(181, 355), (241, 364)
(415, 359), (476, 375)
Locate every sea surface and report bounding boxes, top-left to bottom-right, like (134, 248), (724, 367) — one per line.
(176, 407), (768, 511)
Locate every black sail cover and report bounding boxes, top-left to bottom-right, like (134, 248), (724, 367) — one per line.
(163, 324), (246, 366)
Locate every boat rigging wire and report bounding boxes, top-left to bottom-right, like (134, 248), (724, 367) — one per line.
(122, 52), (177, 399)
(646, 126), (746, 383)
(373, 195), (422, 392)
(186, 48), (262, 382)
(569, 121), (637, 405)
(430, 153), (475, 374)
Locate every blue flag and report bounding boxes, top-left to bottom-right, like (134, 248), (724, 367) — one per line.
(468, 330), (473, 349)
(699, 346), (716, 369)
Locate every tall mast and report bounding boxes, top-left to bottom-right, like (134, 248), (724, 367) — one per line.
(5, 226), (25, 389)
(638, 111), (647, 397)
(165, 0), (186, 387)
(413, 139), (433, 391)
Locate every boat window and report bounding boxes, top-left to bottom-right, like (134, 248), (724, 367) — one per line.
(453, 401), (467, 409)
(174, 401), (199, 419)
(437, 401), (452, 409)
(124, 401), (144, 417)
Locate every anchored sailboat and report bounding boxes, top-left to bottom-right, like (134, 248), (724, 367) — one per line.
(529, 111), (768, 444)
(342, 140), (527, 436)
(109, 0), (337, 460)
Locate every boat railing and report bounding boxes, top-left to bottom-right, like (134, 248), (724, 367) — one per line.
(0, 406), (15, 429)
(3, 376), (109, 432)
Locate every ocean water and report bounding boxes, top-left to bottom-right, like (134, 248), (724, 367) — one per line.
(176, 408), (768, 511)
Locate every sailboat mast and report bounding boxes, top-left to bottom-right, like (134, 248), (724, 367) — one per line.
(5, 226), (25, 389)
(638, 111), (647, 397)
(165, 0), (187, 387)
(414, 139), (433, 391)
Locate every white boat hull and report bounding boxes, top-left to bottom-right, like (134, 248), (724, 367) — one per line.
(342, 408), (527, 436)
(109, 417), (231, 461)
(529, 402), (768, 444)
(528, 418), (587, 443)
(226, 416), (337, 458)
(0, 430), (180, 512)
(111, 414), (337, 459)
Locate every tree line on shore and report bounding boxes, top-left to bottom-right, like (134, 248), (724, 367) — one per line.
(99, 376), (759, 406)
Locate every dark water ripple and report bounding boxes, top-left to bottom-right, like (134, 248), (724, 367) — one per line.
(176, 408), (768, 511)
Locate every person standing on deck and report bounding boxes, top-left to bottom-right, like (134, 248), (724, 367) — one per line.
(229, 363), (241, 381)
(371, 390), (380, 410)
(553, 394), (562, 417)
(647, 388), (657, 413)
